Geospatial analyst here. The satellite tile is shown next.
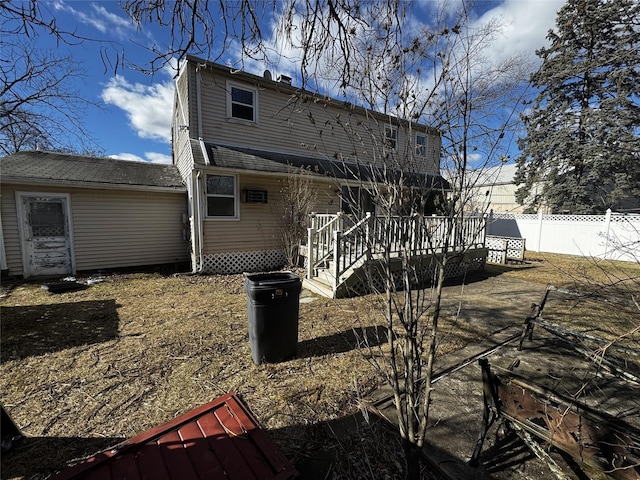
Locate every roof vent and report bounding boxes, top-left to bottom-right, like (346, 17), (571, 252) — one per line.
(263, 69), (272, 80)
(277, 74), (292, 85)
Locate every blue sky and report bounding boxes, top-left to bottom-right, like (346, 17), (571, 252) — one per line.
(30, 0), (566, 164)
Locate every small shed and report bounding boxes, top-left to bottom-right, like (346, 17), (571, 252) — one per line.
(0, 151), (189, 278)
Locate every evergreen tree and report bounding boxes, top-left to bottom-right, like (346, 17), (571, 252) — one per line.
(515, 0), (640, 214)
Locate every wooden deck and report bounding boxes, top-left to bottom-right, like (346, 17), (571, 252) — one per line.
(304, 213), (488, 298)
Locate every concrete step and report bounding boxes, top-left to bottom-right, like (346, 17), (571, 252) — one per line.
(302, 277), (335, 299)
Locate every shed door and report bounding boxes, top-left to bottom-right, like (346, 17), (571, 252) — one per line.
(19, 194), (74, 277)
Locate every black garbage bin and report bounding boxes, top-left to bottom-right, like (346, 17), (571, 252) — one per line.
(244, 272), (302, 365)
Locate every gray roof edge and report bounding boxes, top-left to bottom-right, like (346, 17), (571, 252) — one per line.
(204, 142), (448, 188)
(1, 151), (185, 190)
(2, 176), (187, 193)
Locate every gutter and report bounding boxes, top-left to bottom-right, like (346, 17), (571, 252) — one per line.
(1, 177), (186, 193)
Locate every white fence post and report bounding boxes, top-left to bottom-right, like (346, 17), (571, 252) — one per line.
(536, 208), (543, 252)
(603, 208), (612, 260)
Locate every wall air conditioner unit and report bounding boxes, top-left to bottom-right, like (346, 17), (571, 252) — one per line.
(244, 189), (268, 204)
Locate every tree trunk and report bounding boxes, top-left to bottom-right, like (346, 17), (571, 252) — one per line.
(403, 438), (422, 480)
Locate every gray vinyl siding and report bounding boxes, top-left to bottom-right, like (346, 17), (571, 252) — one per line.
(1, 184), (189, 276)
(191, 64), (441, 176)
(1, 188), (22, 276)
(71, 189), (188, 271)
(173, 69), (195, 178)
(201, 172), (338, 254)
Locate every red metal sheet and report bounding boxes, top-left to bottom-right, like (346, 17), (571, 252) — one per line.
(134, 443), (172, 480)
(197, 409), (257, 480)
(177, 419), (224, 476)
(157, 430), (201, 478)
(50, 392), (298, 480)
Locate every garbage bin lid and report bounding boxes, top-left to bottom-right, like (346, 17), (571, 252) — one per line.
(244, 272), (300, 286)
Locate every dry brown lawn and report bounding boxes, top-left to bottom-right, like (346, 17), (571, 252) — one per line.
(1, 252), (638, 479)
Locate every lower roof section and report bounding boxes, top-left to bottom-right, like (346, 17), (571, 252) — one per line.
(199, 142), (449, 190)
(51, 392), (298, 480)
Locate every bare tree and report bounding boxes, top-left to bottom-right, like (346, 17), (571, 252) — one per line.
(276, 167), (317, 268)
(299, 3), (531, 477)
(120, 0), (409, 89)
(1, 2), (107, 154)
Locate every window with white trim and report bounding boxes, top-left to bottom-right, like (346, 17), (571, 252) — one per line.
(384, 126), (397, 150)
(227, 82), (257, 123)
(416, 134), (427, 156)
(206, 174), (238, 218)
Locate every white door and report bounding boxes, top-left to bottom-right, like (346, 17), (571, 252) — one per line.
(18, 193), (74, 278)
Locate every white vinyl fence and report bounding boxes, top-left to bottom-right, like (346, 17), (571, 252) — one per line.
(487, 209), (640, 262)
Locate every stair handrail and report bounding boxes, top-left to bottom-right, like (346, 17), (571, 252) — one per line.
(307, 212), (343, 279)
(334, 212), (374, 282)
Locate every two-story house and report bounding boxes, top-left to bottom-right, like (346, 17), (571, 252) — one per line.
(173, 56), (480, 296)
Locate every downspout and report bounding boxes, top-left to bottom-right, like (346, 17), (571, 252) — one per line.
(193, 170), (205, 273)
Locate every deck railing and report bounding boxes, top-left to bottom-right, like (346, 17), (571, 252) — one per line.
(307, 213), (487, 286)
(306, 213), (343, 280)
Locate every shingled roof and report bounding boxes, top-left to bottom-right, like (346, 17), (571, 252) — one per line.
(200, 142), (450, 190)
(0, 151), (185, 191)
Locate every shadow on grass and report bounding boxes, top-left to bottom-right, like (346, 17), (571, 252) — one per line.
(452, 263), (539, 286)
(1, 300), (120, 363)
(297, 325), (389, 359)
(1, 435), (126, 479)
(270, 412), (501, 480)
(2, 410), (533, 480)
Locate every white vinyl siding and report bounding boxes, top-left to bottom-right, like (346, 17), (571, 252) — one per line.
(202, 173), (338, 254)
(193, 64), (441, 176)
(0, 184), (188, 276)
(0, 187), (22, 276)
(173, 69), (196, 176)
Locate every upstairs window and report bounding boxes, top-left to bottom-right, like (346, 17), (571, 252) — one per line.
(227, 82), (257, 123)
(416, 134), (427, 156)
(206, 174), (238, 218)
(384, 126), (397, 150)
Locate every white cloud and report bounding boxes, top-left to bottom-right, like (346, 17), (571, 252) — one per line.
(52, 0), (136, 37)
(108, 152), (172, 164)
(228, 1), (562, 101)
(144, 152), (173, 164)
(474, 0), (564, 66)
(101, 72), (174, 143)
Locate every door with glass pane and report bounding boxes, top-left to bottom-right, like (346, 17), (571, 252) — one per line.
(19, 193), (74, 277)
